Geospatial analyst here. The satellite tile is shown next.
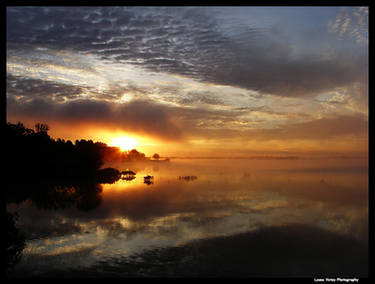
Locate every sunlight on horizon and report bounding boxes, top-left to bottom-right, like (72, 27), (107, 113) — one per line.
(110, 136), (139, 152)
(5, 6), (368, 277)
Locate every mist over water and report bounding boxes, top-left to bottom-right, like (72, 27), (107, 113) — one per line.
(6, 5), (369, 278)
(7, 157), (368, 277)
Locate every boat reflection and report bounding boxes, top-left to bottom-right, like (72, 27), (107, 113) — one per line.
(121, 170), (136, 181)
(144, 175), (154, 185)
(144, 180), (154, 185)
(6, 157), (368, 277)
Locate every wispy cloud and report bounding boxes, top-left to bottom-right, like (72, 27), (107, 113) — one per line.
(328, 7), (368, 45)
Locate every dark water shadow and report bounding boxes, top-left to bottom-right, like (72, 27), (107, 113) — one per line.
(5, 168), (120, 273)
(6, 212), (26, 274)
(12, 224), (368, 278)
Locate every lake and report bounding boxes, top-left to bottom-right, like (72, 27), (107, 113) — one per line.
(6, 157), (368, 277)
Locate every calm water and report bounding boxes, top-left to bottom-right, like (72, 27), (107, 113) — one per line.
(7, 157), (368, 277)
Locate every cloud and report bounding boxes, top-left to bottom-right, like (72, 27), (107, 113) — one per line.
(244, 114), (368, 142)
(7, 73), (367, 146)
(278, 114), (367, 139)
(7, 7), (368, 98)
(179, 113), (368, 146)
(314, 82), (368, 116)
(6, 73), (267, 139)
(178, 91), (226, 106)
(7, 96), (183, 140)
(114, 100), (183, 139)
(7, 74), (85, 102)
(328, 7), (368, 45)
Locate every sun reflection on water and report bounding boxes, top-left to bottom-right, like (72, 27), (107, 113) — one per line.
(6, 158), (368, 276)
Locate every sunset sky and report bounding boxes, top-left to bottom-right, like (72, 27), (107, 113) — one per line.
(6, 6), (368, 157)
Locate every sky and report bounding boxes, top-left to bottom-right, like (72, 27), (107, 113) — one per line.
(6, 6), (368, 157)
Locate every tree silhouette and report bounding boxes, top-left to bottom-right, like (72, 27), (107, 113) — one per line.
(35, 122), (49, 134)
(5, 121), (150, 186)
(128, 149), (146, 160)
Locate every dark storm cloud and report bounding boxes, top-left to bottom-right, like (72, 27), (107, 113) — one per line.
(7, 96), (182, 140)
(210, 51), (367, 97)
(7, 7), (367, 97)
(6, 74), (248, 137)
(115, 100), (182, 138)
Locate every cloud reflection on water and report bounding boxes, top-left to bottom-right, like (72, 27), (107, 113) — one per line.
(7, 158), (368, 276)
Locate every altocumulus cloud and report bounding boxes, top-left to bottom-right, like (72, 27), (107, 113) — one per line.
(7, 74), (85, 102)
(6, 6), (368, 98)
(6, 6), (368, 149)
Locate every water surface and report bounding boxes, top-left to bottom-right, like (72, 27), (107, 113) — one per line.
(7, 157), (368, 277)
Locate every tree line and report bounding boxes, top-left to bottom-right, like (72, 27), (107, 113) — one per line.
(6, 122), (150, 179)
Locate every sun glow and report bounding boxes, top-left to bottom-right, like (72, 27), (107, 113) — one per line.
(111, 136), (139, 151)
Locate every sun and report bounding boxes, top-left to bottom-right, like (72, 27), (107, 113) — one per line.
(111, 136), (138, 152)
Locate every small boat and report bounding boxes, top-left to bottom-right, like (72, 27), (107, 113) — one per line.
(121, 169), (136, 181)
(144, 175), (154, 180)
